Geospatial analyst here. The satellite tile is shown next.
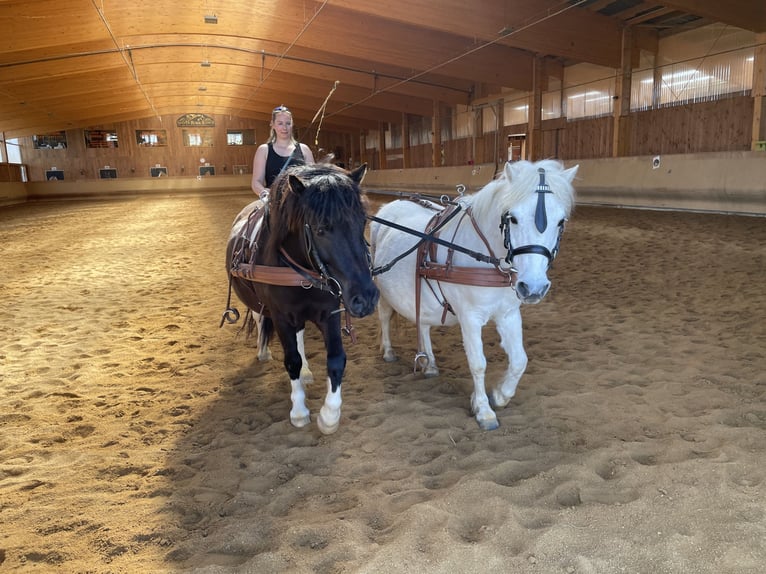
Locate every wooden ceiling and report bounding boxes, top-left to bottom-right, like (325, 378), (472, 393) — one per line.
(1, 0), (763, 138)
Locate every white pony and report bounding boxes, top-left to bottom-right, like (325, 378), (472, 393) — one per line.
(369, 160), (577, 430)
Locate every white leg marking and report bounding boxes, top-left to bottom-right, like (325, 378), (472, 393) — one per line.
(297, 328), (314, 384)
(289, 377), (311, 428)
(317, 377), (342, 435)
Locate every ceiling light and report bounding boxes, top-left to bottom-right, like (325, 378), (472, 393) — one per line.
(201, 61), (211, 67)
(204, 14), (218, 24)
(198, 86), (207, 91)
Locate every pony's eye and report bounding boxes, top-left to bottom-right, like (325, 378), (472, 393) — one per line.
(510, 215), (518, 225)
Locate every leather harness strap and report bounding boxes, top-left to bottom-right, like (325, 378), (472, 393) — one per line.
(229, 261), (319, 287)
(412, 203), (516, 368)
(228, 205), (353, 338)
(230, 205), (321, 287)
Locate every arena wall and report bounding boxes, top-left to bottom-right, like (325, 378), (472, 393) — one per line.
(2, 152), (764, 215)
(362, 152), (766, 216)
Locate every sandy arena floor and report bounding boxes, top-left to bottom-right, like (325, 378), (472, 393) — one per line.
(0, 193), (764, 573)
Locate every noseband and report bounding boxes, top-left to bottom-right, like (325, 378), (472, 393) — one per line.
(499, 168), (565, 268)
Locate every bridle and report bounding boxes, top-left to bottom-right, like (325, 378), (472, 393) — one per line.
(500, 167), (566, 269)
(283, 221), (370, 341)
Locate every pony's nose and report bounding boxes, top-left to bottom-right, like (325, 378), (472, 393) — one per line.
(347, 285), (380, 317)
(516, 280), (550, 304)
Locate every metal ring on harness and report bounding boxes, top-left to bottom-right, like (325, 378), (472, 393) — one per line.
(220, 307), (240, 326)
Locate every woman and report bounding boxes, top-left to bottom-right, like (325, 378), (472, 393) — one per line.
(251, 105), (315, 199)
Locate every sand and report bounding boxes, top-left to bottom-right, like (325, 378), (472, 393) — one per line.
(0, 193), (764, 574)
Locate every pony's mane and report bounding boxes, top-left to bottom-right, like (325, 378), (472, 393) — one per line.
(469, 159), (576, 222)
(265, 163), (368, 253)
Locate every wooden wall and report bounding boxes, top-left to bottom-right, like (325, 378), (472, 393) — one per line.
(0, 163), (25, 182)
(626, 95), (753, 155)
(16, 114), (356, 182)
(11, 94), (757, 181)
(377, 94), (755, 168)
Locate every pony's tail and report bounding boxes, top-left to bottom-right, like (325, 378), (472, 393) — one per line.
(258, 314), (274, 351)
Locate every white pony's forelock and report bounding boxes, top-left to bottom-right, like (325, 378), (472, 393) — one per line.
(471, 160), (577, 221)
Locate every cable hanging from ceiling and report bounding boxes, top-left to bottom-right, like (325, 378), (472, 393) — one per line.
(232, 0), (330, 119)
(326, 0), (589, 119)
(91, 0), (162, 121)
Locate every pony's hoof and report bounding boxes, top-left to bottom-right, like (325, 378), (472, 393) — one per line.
(476, 415), (500, 431)
(300, 369), (314, 384)
(489, 391), (511, 409)
(382, 351), (398, 363)
(290, 414), (311, 428)
(317, 415), (340, 435)
(423, 367), (440, 378)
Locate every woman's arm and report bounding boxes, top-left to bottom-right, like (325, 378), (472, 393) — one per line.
(301, 143), (315, 164)
(251, 143), (269, 195)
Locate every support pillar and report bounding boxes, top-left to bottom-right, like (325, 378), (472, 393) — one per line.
(612, 26), (633, 157)
(752, 33), (766, 150)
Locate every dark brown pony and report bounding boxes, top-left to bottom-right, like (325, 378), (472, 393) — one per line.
(225, 163), (379, 434)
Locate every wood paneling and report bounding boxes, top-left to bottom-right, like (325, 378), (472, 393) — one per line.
(626, 96), (753, 156)
(18, 113), (307, 182)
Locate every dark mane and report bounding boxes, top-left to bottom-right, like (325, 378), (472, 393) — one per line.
(265, 163), (368, 256)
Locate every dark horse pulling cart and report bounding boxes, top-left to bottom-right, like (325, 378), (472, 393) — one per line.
(223, 163), (379, 435)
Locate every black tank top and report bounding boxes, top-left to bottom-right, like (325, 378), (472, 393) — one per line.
(265, 142), (305, 187)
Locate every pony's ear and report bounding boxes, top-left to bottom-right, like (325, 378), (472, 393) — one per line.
(288, 174), (307, 195)
(349, 163), (368, 184)
(563, 164), (579, 183)
(503, 160), (517, 181)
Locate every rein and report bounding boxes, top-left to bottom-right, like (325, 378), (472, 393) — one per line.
(369, 208), (505, 274)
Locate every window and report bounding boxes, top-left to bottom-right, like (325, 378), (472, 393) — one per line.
(227, 129), (256, 145)
(182, 128), (214, 147)
(563, 63), (615, 120)
(34, 131), (67, 149)
(136, 130), (168, 147)
(631, 47), (754, 111)
(5, 138), (22, 163)
(85, 130), (119, 148)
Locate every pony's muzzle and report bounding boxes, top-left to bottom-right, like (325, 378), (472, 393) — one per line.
(346, 284), (380, 317)
(516, 280), (550, 304)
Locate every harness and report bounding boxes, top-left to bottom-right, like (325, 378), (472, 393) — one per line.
(221, 203), (358, 342)
(372, 168), (565, 373)
(409, 202), (514, 369)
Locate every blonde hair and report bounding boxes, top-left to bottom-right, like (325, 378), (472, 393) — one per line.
(268, 105), (297, 144)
